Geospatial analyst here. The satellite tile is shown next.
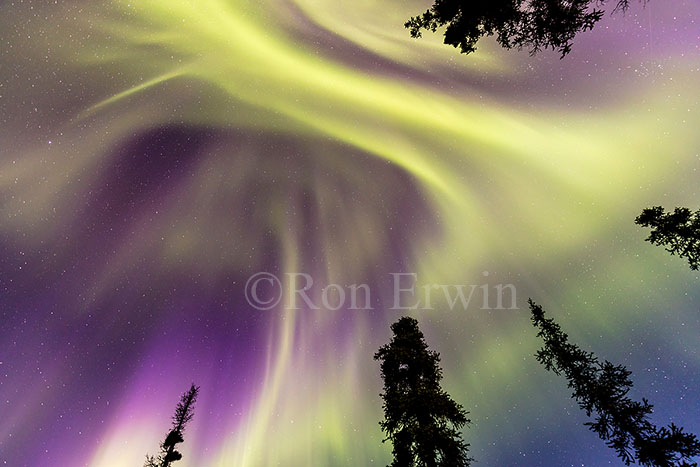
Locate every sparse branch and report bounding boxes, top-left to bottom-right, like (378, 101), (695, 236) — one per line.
(143, 384), (200, 467)
(635, 206), (700, 270)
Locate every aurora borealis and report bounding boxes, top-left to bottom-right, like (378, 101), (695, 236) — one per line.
(1, 0), (699, 465)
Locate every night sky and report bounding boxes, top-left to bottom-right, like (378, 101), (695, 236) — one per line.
(1, 1), (699, 466)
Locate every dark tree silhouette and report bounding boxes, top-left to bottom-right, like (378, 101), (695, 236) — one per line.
(635, 206), (700, 271)
(405, 0), (639, 57)
(374, 316), (472, 466)
(530, 299), (700, 466)
(144, 384), (200, 467)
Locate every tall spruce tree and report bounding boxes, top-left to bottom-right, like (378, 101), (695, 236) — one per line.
(635, 206), (700, 271)
(374, 316), (472, 466)
(530, 299), (700, 466)
(144, 384), (200, 467)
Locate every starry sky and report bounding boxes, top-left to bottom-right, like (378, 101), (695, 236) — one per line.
(1, 1), (699, 466)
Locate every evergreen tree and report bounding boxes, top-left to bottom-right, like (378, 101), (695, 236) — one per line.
(405, 0), (638, 57)
(530, 299), (700, 466)
(635, 206), (700, 271)
(374, 316), (472, 466)
(144, 384), (200, 467)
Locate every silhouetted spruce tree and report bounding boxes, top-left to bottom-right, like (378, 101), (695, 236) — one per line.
(405, 0), (640, 57)
(530, 299), (700, 466)
(374, 316), (472, 466)
(144, 384), (200, 467)
(635, 206), (700, 271)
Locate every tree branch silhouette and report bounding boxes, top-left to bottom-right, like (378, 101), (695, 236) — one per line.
(144, 384), (200, 467)
(530, 299), (699, 466)
(636, 206), (700, 271)
(405, 0), (642, 57)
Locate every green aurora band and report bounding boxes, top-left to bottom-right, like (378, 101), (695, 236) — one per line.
(0, 1), (699, 465)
